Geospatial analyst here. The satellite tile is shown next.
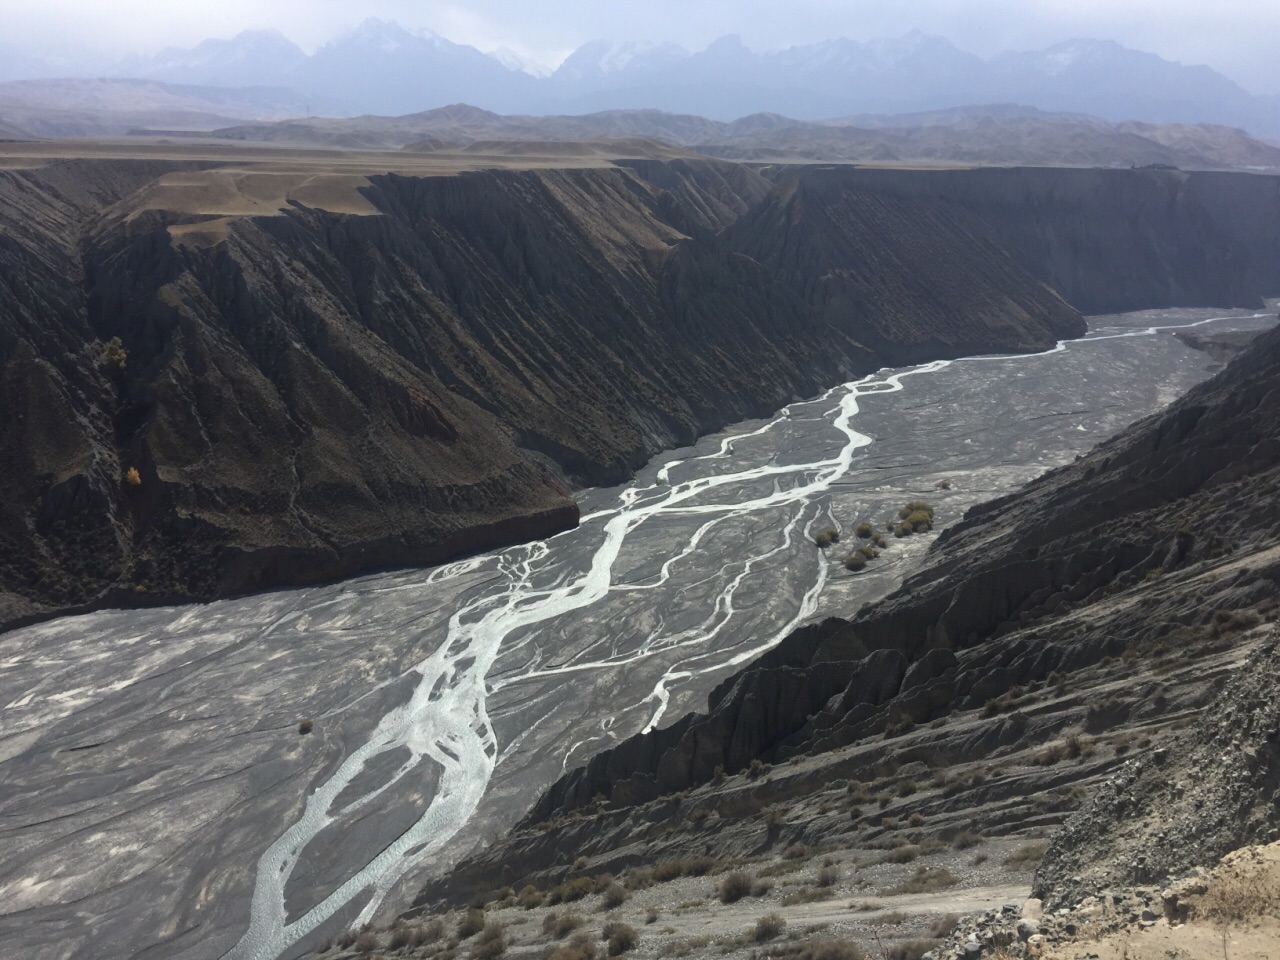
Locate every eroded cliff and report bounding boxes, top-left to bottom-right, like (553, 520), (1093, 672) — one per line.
(3, 158), (1278, 631)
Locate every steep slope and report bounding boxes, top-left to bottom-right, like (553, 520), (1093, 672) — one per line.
(525, 320), (1280, 819)
(0, 156), (1089, 631)
(814, 166), (1280, 313)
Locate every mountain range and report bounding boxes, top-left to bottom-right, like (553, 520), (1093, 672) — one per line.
(3, 20), (1280, 139)
(203, 102), (1280, 170)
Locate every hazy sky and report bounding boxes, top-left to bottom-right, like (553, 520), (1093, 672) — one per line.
(4, 0), (1279, 93)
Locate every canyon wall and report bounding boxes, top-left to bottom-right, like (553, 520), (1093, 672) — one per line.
(2, 160), (1277, 631)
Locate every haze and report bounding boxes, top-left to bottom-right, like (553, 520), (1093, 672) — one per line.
(3, 0), (1280, 95)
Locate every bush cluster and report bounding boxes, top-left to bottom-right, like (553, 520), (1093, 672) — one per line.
(893, 501), (935, 537)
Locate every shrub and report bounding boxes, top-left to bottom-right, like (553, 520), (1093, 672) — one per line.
(719, 871), (754, 904)
(600, 881), (628, 909)
(543, 912), (585, 939)
(904, 510), (933, 532)
(899, 501), (934, 520)
(1035, 745), (1065, 766)
(1004, 842), (1047, 867)
(816, 864), (839, 887)
(877, 846), (919, 865)
(948, 830), (982, 850)
(879, 867), (959, 896)
(788, 939), (866, 960)
(651, 857), (718, 884)
(124, 466), (142, 487)
(100, 336), (128, 371)
(547, 877), (595, 904)
(389, 923), (413, 949)
(573, 856), (589, 871)
(458, 909), (486, 940)
(894, 522), (913, 538)
(855, 522), (874, 539)
(814, 528), (840, 548)
(751, 880), (774, 897)
(895, 780), (918, 798)
(603, 923), (638, 956)
(747, 759), (768, 779)
(415, 920), (446, 946)
(519, 885), (544, 909)
(872, 533), (888, 548)
(298, 718), (313, 735)
(544, 933), (598, 960)
(784, 843), (809, 860)
(355, 932), (379, 954)
(752, 913), (787, 942)
(936, 479), (952, 490)
(906, 812), (926, 828)
(844, 553), (867, 572)
(645, 907), (659, 925)
(472, 922), (506, 960)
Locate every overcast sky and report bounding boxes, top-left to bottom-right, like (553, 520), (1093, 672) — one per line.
(4, 0), (1279, 93)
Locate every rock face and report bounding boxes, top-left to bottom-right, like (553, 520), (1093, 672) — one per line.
(3, 160), (1278, 632)
(528, 320), (1280, 820)
(819, 166), (1280, 314)
(1033, 634), (1280, 908)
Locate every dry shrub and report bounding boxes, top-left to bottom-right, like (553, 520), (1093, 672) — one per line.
(545, 932), (598, 960)
(877, 846), (920, 865)
(415, 919), (446, 946)
(1191, 862), (1280, 924)
(603, 922), (638, 956)
(1003, 842), (1047, 868)
(389, 923), (413, 949)
(752, 913), (787, 942)
(879, 866), (958, 896)
(519, 885), (544, 909)
(600, 881), (628, 910)
(817, 864), (839, 887)
(718, 871), (753, 904)
(472, 922), (506, 960)
(458, 909), (486, 940)
(543, 912), (585, 939)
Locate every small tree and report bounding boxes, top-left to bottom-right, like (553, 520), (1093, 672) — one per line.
(100, 337), (128, 372)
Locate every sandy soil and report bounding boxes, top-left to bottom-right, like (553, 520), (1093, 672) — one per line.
(1041, 842), (1280, 960)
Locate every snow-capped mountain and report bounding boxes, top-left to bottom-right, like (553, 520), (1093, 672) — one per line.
(117, 30), (307, 88)
(7, 23), (1278, 139)
(489, 47), (553, 79)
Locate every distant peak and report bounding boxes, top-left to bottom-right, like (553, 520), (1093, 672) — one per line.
(706, 34), (750, 52)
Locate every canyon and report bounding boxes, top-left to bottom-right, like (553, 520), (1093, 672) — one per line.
(2, 141), (1280, 960)
(4, 145), (1280, 633)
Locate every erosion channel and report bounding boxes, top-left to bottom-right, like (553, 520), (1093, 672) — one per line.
(0, 306), (1273, 960)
